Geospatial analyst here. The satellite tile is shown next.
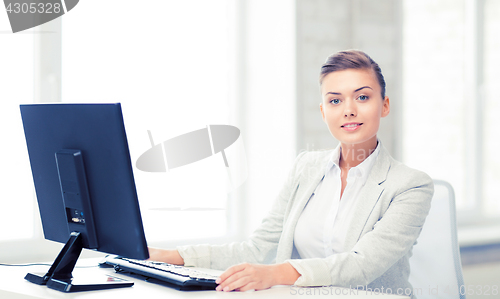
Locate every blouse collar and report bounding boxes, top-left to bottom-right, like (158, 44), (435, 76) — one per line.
(325, 140), (381, 185)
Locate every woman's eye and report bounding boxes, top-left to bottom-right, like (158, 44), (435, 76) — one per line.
(330, 99), (340, 104)
(358, 95), (368, 101)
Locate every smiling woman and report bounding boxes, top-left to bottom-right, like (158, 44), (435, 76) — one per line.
(149, 50), (434, 298)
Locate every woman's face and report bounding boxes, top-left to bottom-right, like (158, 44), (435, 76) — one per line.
(320, 68), (390, 147)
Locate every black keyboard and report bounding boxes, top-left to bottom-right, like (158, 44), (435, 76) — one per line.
(101, 256), (219, 290)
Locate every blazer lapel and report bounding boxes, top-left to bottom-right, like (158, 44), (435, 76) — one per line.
(343, 145), (391, 250)
(276, 152), (329, 262)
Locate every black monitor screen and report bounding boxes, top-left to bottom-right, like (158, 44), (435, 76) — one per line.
(20, 103), (148, 261)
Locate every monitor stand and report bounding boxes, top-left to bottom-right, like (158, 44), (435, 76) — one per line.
(25, 231), (133, 292)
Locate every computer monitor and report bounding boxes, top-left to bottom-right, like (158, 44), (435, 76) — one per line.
(20, 103), (149, 292)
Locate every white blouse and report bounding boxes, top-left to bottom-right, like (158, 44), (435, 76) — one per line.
(293, 142), (380, 259)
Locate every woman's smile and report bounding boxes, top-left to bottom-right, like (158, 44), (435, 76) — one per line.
(341, 122), (363, 131)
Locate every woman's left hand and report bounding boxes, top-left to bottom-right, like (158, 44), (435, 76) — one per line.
(215, 262), (300, 292)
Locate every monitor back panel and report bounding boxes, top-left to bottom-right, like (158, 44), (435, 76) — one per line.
(20, 103), (148, 260)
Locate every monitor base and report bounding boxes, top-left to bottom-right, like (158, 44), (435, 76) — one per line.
(46, 275), (133, 292)
(24, 272), (50, 285)
(25, 232), (134, 292)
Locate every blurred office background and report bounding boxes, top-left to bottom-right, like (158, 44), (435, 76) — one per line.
(0, 1), (499, 297)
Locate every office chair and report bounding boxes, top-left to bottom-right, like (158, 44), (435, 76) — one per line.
(408, 179), (466, 299)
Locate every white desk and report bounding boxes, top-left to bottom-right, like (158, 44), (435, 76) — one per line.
(0, 259), (409, 299)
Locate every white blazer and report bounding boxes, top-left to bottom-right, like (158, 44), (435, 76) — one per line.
(178, 144), (434, 297)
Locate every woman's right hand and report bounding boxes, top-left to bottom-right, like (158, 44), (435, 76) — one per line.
(148, 247), (184, 265)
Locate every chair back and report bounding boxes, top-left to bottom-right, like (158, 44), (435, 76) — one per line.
(408, 179), (466, 299)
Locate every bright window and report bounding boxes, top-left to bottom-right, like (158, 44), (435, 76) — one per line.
(403, 0), (500, 220)
(482, 0), (500, 216)
(61, 0), (234, 243)
(0, 12), (36, 241)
